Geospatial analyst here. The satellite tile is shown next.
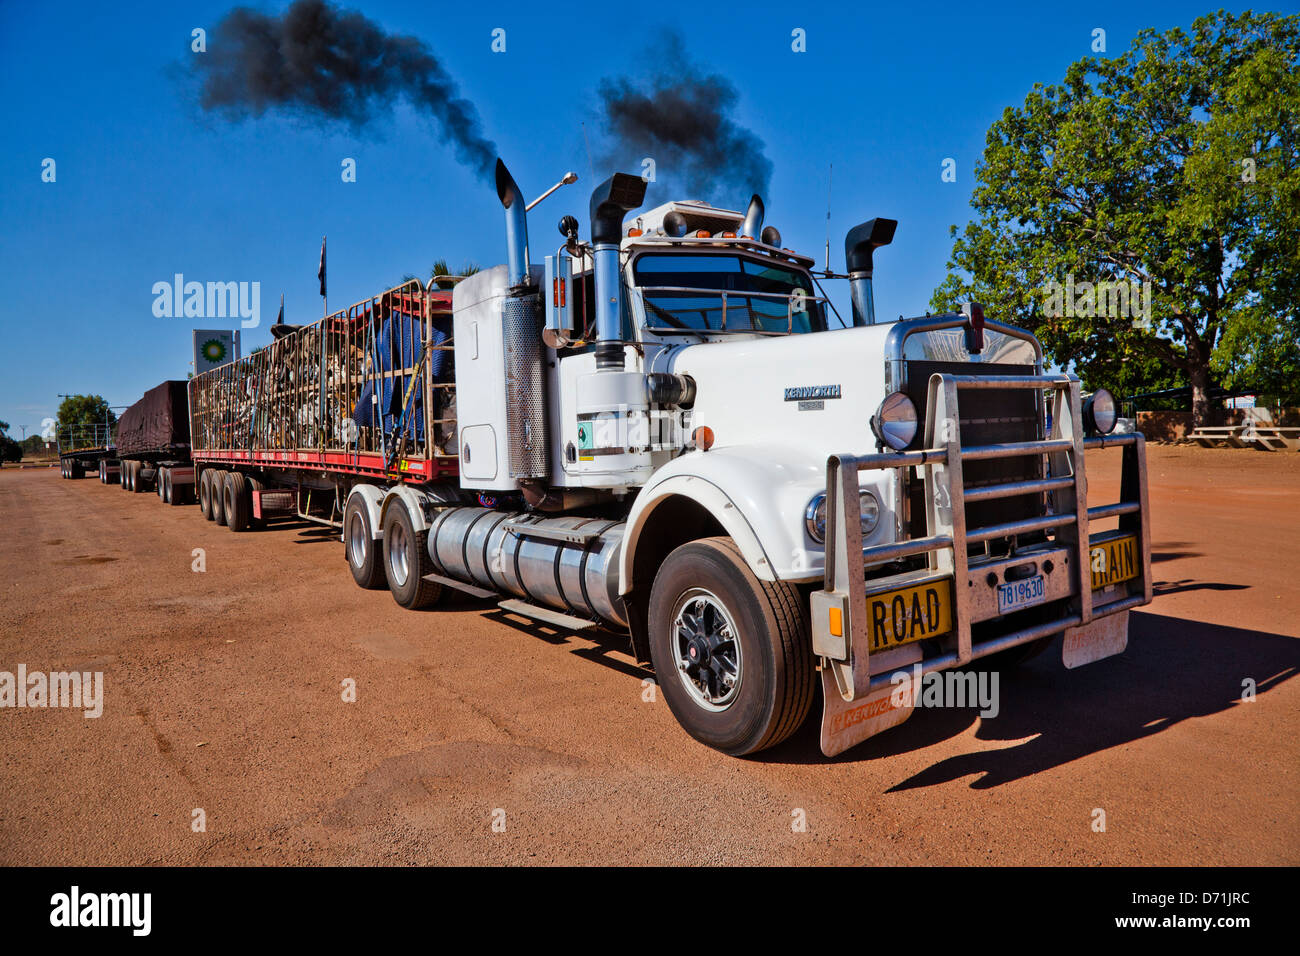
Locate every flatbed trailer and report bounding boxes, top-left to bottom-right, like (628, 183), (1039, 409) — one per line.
(56, 423), (116, 480)
(187, 280), (459, 531)
(114, 380), (194, 501)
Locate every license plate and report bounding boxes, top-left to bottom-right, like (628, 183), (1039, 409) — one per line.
(1090, 534), (1140, 590)
(997, 575), (1046, 615)
(866, 579), (954, 653)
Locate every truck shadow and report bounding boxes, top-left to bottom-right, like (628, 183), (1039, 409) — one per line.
(761, 610), (1299, 787)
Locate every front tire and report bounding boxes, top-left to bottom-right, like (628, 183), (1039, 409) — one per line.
(345, 495), (387, 590)
(648, 537), (814, 756)
(381, 501), (441, 609)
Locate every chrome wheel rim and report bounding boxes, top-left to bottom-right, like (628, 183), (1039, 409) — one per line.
(672, 589), (742, 710)
(347, 511), (368, 569)
(388, 521), (409, 587)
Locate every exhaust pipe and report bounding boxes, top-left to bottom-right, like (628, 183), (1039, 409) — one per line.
(741, 194), (764, 239)
(495, 159), (548, 478)
(589, 172), (648, 370)
(496, 159), (532, 288)
(844, 217), (897, 326)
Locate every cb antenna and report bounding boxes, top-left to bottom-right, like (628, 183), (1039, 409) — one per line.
(823, 163), (833, 274)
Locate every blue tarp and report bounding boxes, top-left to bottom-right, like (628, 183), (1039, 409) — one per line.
(351, 314), (448, 443)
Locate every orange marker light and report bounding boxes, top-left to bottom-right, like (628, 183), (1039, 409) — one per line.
(829, 607), (843, 637)
(692, 425), (715, 451)
(627, 227), (643, 237)
(695, 230), (710, 238)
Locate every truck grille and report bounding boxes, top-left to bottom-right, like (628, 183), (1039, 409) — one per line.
(903, 360), (1044, 547)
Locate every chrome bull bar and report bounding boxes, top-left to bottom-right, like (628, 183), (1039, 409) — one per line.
(812, 372), (1153, 709)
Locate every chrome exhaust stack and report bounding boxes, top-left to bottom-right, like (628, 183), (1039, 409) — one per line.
(741, 194), (764, 239)
(588, 172), (648, 370)
(844, 217), (897, 326)
(495, 159), (548, 479)
(496, 159), (532, 289)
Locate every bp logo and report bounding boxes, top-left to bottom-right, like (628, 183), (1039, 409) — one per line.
(200, 338), (227, 364)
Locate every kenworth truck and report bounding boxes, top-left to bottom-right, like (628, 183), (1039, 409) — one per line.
(183, 159), (1152, 757)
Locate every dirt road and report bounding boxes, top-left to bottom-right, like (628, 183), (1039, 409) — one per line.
(1, 444), (1297, 865)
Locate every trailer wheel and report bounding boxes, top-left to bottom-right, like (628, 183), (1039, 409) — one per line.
(198, 470), (213, 518)
(131, 461), (148, 494)
(382, 501), (441, 609)
(345, 496), (387, 590)
(223, 472), (252, 531)
(97, 461), (105, 483)
(157, 467), (169, 501)
(211, 471), (228, 525)
(647, 537), (814, 756)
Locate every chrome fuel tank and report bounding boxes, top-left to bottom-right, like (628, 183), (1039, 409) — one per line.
(427, 507), (627, 627)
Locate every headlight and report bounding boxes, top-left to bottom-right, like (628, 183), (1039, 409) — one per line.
(871, 391), (918, 450)
(1084, 388), (1117, 434)
(806, 490), (880, 543)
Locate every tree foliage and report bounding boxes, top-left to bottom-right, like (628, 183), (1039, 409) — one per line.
(933, 10), (1300, 421)
(56, 394), (115, 430)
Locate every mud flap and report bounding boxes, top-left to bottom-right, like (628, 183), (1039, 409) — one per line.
(819, 668), (914, 757)
(1062, 609), (1129, 669)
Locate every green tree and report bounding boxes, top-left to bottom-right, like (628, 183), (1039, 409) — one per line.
(932, 10), (1300, 425)
(430, 258), (481, 289)
(56, 394), (115, 430)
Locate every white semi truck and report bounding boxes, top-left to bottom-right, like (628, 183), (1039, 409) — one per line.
(183, 160), (1152, 757)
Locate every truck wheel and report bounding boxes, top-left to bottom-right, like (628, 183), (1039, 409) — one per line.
(130, 462), (147, 494)
(97, 462), (105, 483)
(211, 471), (228, 525)
(198, 470), (213, 518)
(157, 467), (169, 501)
(345, 495), (386, 590)
(648, 537), (815, 756)
(381, 501), (441, 609)
(224, 472), (251, 531)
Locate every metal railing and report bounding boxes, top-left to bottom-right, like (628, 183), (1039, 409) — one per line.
(56, 423), (116, 455)
(814, 372), (1152, 703)
(188, 279), (458, 461)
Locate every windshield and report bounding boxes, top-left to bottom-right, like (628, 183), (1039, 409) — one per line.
(632, 253), (827, 334)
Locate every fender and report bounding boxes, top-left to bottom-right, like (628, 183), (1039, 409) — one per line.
(347, 483), (386, 539)
(380, 483), (430, 534)
(620, 444), (839, 592)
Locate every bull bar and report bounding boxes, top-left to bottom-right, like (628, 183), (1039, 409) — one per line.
(812, 372), (1153, 703)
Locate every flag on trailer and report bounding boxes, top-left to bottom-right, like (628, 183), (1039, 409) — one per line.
(318, 237), (327, 297)
(193, 329), (240, 374)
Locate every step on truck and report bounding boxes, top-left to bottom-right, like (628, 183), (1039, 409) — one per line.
(184, 159), (1152, 757)
(114, 380), (195, 503)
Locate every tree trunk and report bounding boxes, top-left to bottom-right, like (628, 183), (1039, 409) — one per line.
(1189, 361), (1213, 428)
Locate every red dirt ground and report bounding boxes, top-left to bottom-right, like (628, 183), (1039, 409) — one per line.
(0, 443), (1296, 865)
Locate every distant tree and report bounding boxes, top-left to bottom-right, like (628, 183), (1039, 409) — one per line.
(0, 436), (20, 464)
(56, 395), (115, 430)
(932, 11), (1300, 426)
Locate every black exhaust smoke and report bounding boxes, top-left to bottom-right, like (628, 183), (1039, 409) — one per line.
(597, 31), (772, 201)
(194, 0), (496, 179)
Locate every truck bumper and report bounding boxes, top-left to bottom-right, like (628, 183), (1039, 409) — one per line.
(811, 373), (1153, 757)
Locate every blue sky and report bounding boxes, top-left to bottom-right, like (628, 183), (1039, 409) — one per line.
(0, 0), (1277, 436)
